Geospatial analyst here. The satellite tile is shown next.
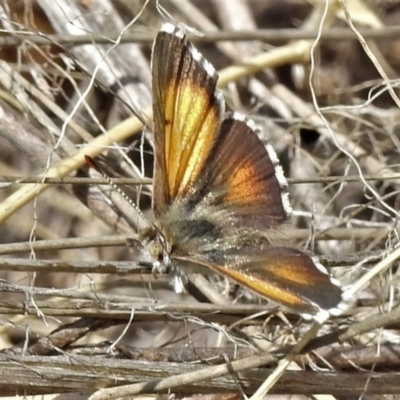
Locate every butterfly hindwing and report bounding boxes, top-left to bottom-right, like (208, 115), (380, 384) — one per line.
(196, 117), (290, 230)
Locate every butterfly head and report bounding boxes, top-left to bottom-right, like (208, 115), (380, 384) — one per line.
(147, 225), (193, 294)
(140, 223), (170, 269)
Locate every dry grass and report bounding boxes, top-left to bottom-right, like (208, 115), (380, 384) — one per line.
(0, 0), (400, 399)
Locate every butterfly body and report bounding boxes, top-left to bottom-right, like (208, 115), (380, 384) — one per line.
(142, 23), (347, 322)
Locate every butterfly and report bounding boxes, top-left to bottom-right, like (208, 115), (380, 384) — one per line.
(92, 23), (346, 322)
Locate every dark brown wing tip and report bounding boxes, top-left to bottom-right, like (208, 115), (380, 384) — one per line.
(306, 256), (351, 323)
(159, 23), (219, 82)
(311, 298), (350, 323)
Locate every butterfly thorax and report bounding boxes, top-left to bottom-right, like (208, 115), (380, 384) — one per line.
(151, 200), (275, 265)
(153, 208), (217, 255)
(144, 217), (217, 293)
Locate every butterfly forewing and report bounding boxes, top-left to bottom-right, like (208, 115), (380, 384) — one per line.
(175, 247), (343, 321)
(151, 24), (223, 216)
(219, 247), (342, 320)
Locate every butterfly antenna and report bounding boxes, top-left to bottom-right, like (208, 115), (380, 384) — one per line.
(84, 155), (151, 232)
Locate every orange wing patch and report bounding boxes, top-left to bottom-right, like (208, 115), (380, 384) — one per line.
(212, 263), (308, 309)
(224, 159), (262, 203)
(151, 26), (223, 214)
(164, 79), (219, 200)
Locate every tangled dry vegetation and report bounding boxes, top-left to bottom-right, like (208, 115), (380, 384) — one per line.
(1, 0), (400, 398)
